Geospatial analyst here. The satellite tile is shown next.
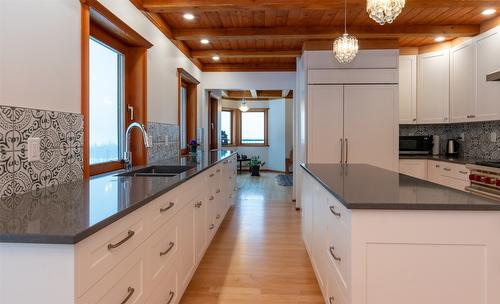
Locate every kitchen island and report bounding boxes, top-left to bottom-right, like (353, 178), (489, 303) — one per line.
(0, 150), (237, 304)
(300, 163), (500, 304)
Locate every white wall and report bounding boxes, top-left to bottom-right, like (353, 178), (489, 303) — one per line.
(0, 0), (81, 113)
(0, 0), (201, 124)
(221, 98), (292, 171)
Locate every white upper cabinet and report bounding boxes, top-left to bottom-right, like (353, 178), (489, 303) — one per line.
(475, 28), (500, 121)
(450, 40), (476, 123)
(399, 55), (417, 124)
(417, 49), (450, 124)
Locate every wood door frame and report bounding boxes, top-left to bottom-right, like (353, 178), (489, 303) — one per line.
(208, 95), (219, 151)
(177, 68), (200, 155)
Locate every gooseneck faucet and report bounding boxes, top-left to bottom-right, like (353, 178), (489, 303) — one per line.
(124, 122), (151, 169)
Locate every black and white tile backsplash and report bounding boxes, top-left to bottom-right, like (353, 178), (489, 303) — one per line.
(147, 122), (179, 163)
(400, 120), (500, 160)
(0, 105), (83, 198)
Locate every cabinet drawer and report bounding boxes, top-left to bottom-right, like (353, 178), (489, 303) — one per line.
(76, 206), (148, 297)
(399, 159), (428, 180)
(145, 264), (178, 304)
(429, 161), (469, 191)
(439, 162), (469, 181)
(147, 189), (181, 233)
(78, 246), (146, 304)
(325, 210), (351, 292)
(145, 216), (178, 287)
(325, 261), (348, 304)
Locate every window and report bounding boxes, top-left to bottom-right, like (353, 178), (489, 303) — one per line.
(221, 110), (234, 145)
(180, 85), (187, 150)
(240, 110), (267, 145)
(177, 68), (200, 154)
(89, 38), (124, 165)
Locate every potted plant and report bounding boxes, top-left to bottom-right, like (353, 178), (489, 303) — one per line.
(249, 156), (265, 176)
(188, 139), (198, 153)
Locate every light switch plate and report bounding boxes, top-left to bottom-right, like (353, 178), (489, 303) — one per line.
(27, 137), (41, 162)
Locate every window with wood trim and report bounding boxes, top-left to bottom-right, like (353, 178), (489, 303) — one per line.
(240, 109), (268, 146)
(178, 68), (199, 154)
(81, 1), (152, 177)
(221, 109), (235, 146)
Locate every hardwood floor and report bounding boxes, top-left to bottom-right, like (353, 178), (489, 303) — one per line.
(179, 172), (324, 304)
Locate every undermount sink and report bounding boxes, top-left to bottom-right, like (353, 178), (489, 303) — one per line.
(118, 165), (195, 177)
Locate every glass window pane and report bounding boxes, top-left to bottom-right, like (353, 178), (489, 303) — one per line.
(221, 111), (232, 145)
(180, 86), (187, 149)
(89, 38), (123, 165)
(241, 112), (265, 144)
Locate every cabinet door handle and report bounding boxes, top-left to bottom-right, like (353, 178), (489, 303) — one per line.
(435, 164), (440, 168)
(209, 173), (215, 177)
(329, 246), (341, 262)
(160, 242), (175, 257)
(340, 138), (344, 164)
(120, 287), (135, 304)
(216, 169), (221, 172)
(160, 202), (175, 213)
(459, 170), (468, 175)
(412, 118), (417, 122)
(443, 167), (451, 171)
(345, 138), (349, 164)
(209, 195), (215, 200)
(209, 224), (215, 230)
(467, 114), (476, 119)
(166, 291), (175, 304)
(108, 230), (135, 250)
(329, 296), (335, 304)
(329, 206), (341, 217)
(216, 189), (221, 193)
(195, 201), (202, 208)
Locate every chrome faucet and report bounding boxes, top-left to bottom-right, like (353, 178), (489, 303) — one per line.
(124, 122), (151, 169)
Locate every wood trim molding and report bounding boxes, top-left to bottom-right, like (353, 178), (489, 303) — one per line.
(90, 161), (124, 176)
(177, 68), (200, 85)
(203, 63), (296, 72)
(81, 4), (90, 178)
(239, 108), (269, 147)
(303, 39), (400, 51)
(191, 49), (301, 59)
(480, 15), (500, 33)
(178, 68), (199, 155)
(82, 0), (152, 48)
(399, 47), (419, 55)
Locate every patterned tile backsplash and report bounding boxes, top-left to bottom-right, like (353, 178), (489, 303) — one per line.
(0, 105), (83, 198)
(400, 120), (500, 160)
(147, 122), (179, 163)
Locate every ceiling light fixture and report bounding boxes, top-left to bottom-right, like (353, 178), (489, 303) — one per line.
(239, 99), (249, 112)
(183, 13), (195, 20)
(333, 0), (359, 64)
(200, 39), (210, 45)
(212, 55), (220, 61)
(482, 8), (496, 15)
(435, 36), (446, 42)
(367, 0), (405, 25)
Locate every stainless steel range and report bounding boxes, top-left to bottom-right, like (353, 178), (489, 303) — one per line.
(466, 162), (500, 200)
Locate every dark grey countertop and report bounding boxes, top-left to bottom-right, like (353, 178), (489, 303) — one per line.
(301, 163), (500, 211)
(0, 150), (235, 244)
(399, 154), (481, 165)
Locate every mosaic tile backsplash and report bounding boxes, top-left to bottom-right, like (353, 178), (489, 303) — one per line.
(400, 120), (500, 160)
(147, 122), (179, 163)
(0, 105), (83, 198)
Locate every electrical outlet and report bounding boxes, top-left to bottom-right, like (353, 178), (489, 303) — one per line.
(27, 137), (41, 162)
(491, 132), (497, 143)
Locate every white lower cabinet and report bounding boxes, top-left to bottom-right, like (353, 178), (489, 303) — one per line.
(399, 159), (469, 191)
(301, 169), (500, 304)
(75, 155), (237, 304)
(399, 159), (428, 180)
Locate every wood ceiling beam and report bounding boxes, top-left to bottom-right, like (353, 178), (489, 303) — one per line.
(191, 49), (301, 58)
(250, 90), (258, 98)
(203, 62), (296, 72)
(143, 0), (500, 12)
(174, 25), (480, 41)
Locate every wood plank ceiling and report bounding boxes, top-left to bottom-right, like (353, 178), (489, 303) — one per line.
(130, 0), (500, 71)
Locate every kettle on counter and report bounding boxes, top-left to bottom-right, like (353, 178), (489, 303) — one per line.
(446, 139), (460, 156)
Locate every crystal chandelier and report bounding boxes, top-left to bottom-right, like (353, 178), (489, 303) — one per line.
(367, 0), (405, 25)
(333, 0), (359, 64)
(239, 99), (249, 112)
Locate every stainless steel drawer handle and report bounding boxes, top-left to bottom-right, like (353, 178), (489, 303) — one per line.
(160, 242), (175, 257)
(329, 246), (341, 262)
(435, 165), (440, 168)
(216, 214), (221, 219)
(443, 168), (452, 171)
(166, 291), (175, 304)
(216, 189), (221, 193)
(108, 230), (135, 250)
(459, 170), (468, 174)
(329, 206), (341, 217)
(195, 201), (202, 208)
(160, 202), (175, 213)
(209, 196), (215, 200)
(209, 224), (215, 230)
(120, 287), (135, 304)
(329, 296), (335, 304)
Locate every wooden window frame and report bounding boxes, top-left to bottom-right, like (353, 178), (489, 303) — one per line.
(221, 108), (237, 147)
(81, 0), (152, 177)
(177, 68), (200, 155)
(239, 108), (269, 147)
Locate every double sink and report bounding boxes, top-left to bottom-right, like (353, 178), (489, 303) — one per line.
(118, 165), (195, 177)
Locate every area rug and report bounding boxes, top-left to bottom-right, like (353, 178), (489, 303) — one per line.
(276, 174), (293, 186)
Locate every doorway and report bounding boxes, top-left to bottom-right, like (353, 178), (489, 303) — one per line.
(208, 95), (219, 151)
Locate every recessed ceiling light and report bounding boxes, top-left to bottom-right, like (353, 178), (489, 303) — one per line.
(482, 8), (496, 15)
(183, 13), (195, 20)
(435, 36), (446, 42)
(212, 55), (220, 61)
(200, 39), (210, 45)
